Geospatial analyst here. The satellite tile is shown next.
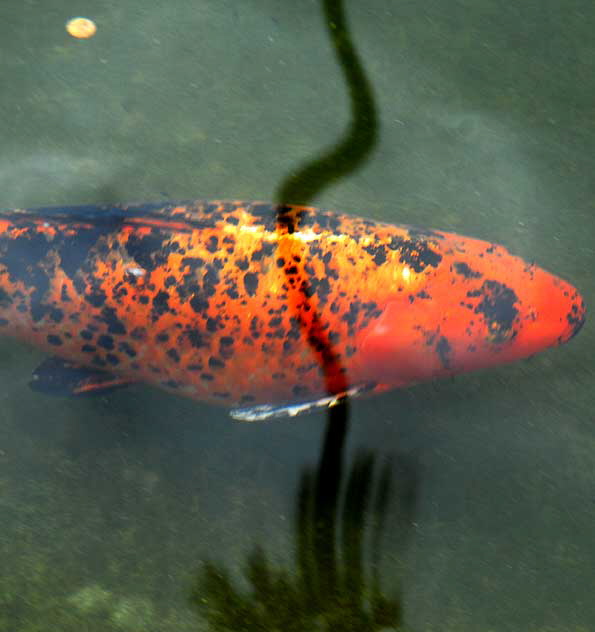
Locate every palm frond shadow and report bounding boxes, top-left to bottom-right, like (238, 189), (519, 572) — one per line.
(190, 427), (413, 631)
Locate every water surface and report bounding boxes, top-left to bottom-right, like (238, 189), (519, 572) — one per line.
(0, 1), (594, 630)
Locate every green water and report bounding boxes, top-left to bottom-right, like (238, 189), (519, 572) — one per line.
(0, 1), (594, 630)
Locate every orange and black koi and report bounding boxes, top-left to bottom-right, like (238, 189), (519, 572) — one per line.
(0, 201), (585, 420)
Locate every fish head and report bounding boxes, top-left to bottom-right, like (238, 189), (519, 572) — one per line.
(358, 232), (586, 387)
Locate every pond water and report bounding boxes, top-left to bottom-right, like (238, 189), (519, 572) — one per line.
(0, 1), (593, 630)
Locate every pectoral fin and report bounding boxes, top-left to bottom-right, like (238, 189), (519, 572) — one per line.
(29, 357), (133, 397)
(229, 385), (373, 422)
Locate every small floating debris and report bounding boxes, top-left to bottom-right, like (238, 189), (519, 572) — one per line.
(66, 17), (97, 39)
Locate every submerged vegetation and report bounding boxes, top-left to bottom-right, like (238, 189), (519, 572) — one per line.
(191, 451), (402, 632)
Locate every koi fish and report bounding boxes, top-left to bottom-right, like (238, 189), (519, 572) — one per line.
(0, 201), (585, 420)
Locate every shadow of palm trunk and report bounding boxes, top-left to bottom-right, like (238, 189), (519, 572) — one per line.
(295, 441), (406, 629)
(189, 0), (406, 628)
(273, 0), (378, 414)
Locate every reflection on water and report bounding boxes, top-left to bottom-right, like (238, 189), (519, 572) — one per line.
(191, 443), (411, 631)
(0, 0), (594, 631)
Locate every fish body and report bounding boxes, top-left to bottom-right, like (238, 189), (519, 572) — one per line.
(0, 201), (585, 417)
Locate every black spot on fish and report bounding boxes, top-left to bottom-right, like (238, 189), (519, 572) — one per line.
(130, 327), (146, 341)
(208, 356), (225, 369)
(474, 280), (519, 344)
(189, 292), (209, 314)
(118, 341), (137, 357)
(86, 289), (107, 308)
(47, 334), (62, 346)
(566, 301), (585, 339)
(364, 243), (387, 266)
(244, 272), (258, 297)
(50, 307), (64, 323)
(312, 212), (341, 232)
(57, 226), (112, 280)
(185, 330), (206, 348)
(219, 336), (234, 359)
(387, 236), (442, 272)
(125, 230), (167, 272)
(203, 265), (219, 297)
(151, 290), (170, 322)
(182, 256), (205, 272)
(341, 301), (361, 328)
(106, 354), (120, 366)
(405, 225), (444, 240)
(97, 334), (115, 350)
(100, 306), (127, 334)
(111, 283), (128, 301)
(250, 316), (261, 339)
(206, 317), (220, 332)
(206, 236), (219, 253)
(328, 331), (340, 344)
(309, 277), (331, 306)
(225, 285), (239, 300)
(453, 262), (482, 279)
(436, 336), (452, 369)
(167, 348), (180, 363)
